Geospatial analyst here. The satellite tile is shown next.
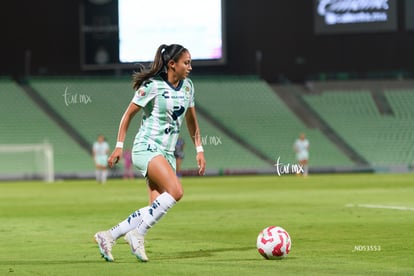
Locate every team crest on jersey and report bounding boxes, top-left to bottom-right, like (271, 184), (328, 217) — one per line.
(184, 86), (191, 100)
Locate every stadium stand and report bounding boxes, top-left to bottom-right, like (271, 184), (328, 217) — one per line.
(303, 89), (414, 167)
(180, 114), (272, 173)
(192, 76), (354, 167)
(0, 79), (92, 177)
(385, 89), (414, 118)
(384, 90), (414, 165)
(29, 77), (143, 176)
(29, 77), (136, 149)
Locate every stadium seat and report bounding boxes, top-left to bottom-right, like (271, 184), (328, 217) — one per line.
(0, 79), (91, 175)
(304, 90), (414, 166)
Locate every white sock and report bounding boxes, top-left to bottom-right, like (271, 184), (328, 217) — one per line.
(303, 165), (309, 176)
(102, 170), (108, 183)
(109, 206), (150, 240)
(136, 192), (176, 236)
(95, 170), (101, 182)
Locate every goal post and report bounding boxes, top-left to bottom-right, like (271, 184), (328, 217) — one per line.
(0, 142), (54, 182)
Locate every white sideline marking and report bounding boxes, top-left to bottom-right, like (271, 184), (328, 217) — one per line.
(345, 204), (414, 212)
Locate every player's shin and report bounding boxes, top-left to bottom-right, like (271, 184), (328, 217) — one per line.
(95, 170), (101, 182)
(109, 206), (150, 239)
(136, 192), (176, 235)
(102, 170), (108, 183)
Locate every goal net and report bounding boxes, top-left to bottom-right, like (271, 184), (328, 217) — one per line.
(0, 142), (54, 182)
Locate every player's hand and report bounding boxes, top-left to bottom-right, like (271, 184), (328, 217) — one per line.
(196, 152), (206, 176)
(108, 148), (123, 168)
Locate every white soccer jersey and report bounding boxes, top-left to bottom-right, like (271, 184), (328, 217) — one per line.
(131, 74), (195, 153)
(93, 141), (109, 156)
(294, 139), (309, 160)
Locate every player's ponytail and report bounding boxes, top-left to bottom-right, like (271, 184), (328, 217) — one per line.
(132, 44), (187, 90)
(132, 44), (167, 90)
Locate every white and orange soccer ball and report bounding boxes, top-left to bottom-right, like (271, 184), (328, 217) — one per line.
(256, 226), (292, 259)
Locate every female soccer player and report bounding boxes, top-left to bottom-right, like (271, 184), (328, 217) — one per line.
(92, 134), (109, 184)
(94, 44), (206, 262)
(293, 133), (309, 176)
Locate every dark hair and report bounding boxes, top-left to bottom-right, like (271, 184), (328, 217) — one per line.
(132, 44), (187, 90)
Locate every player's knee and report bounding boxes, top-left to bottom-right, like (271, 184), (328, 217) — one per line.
(169, 185), (184, 201)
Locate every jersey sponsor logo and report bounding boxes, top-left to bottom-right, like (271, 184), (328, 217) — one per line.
(162, 91), (170, 99)
(172, 105), (185, 120)
(162, 91), (185, 100)
(164, 126), (180, 135)
(165, 105), (185, 134)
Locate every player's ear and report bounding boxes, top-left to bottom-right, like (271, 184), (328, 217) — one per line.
(168, 60), (175, 70)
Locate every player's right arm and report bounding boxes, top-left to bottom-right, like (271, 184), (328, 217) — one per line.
(108, 102), (141, 168)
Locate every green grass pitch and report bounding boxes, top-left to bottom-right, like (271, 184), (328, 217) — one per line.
(0, 174), (413, 275)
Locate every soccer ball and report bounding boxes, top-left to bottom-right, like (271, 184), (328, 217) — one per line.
(256, 226), (291, 259)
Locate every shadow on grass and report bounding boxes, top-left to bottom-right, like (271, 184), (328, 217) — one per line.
(158, 246), (254, 260)
(1, 259), (105, 266)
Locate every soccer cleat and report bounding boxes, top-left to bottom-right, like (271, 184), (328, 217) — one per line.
(124, 229), (149, 262)
(94, 231), (116, 262)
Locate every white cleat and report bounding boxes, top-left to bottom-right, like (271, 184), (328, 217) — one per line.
(125, 229), (149, 262)
(94, 231), (116, 262)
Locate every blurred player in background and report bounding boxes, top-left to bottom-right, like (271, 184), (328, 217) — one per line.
(92, 134), (109, 183)
(94, 44), (206, 262)
(174, 136), (185, 177)
(293, 133), (309, 176)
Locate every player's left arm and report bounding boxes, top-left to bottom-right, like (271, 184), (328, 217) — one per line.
(186, 106), (206, 175)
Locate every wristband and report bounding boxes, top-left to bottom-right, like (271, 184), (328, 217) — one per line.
(196, 146), (204, 153)
(115, 141), (124, 149)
